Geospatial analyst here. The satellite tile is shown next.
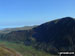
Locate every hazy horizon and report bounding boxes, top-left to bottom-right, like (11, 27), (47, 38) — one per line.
(0, 0), (75, 29)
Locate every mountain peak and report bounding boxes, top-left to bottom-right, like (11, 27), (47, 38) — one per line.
(61, 17), (74, 21)
(56, 17), (75, 25)
(62, 17), (73, 19)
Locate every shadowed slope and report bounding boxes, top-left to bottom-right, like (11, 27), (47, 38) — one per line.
(33, 17), (75, 54)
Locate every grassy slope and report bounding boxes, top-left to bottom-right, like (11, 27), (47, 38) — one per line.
(0, 47), (12, 56)
(0, 41), (55, 56)
(0, 46), (22, 56)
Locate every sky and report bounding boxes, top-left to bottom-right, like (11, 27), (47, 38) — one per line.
(0, 0), (75, 29)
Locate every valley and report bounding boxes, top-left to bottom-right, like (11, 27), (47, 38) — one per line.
(0, 41), (53, 56)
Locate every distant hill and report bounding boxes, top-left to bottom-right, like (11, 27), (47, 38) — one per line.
(0, 26), (37, 34)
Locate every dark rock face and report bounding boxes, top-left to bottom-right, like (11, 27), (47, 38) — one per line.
(33, 17), (75, 54)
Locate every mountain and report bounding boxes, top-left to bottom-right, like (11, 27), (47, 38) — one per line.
(0, 17), (75, 55)
(33, 17), (75, 54)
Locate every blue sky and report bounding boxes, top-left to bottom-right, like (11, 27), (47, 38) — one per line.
(0, 0), (75, 29)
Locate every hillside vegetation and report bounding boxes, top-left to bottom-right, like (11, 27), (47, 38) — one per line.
(0, 41), (53, 56)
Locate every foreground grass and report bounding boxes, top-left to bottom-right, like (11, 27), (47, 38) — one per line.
(0, 46), (21, 56)
(0, 47), (12, 56)
(0, 41), (54, 56)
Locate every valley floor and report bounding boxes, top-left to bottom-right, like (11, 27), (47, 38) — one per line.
(0, 40), (55, 56)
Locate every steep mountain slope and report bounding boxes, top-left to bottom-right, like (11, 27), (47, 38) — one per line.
(0, 26), (36, 45)
(33, 17), (75, 54)
(0, 30), (34, 46)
